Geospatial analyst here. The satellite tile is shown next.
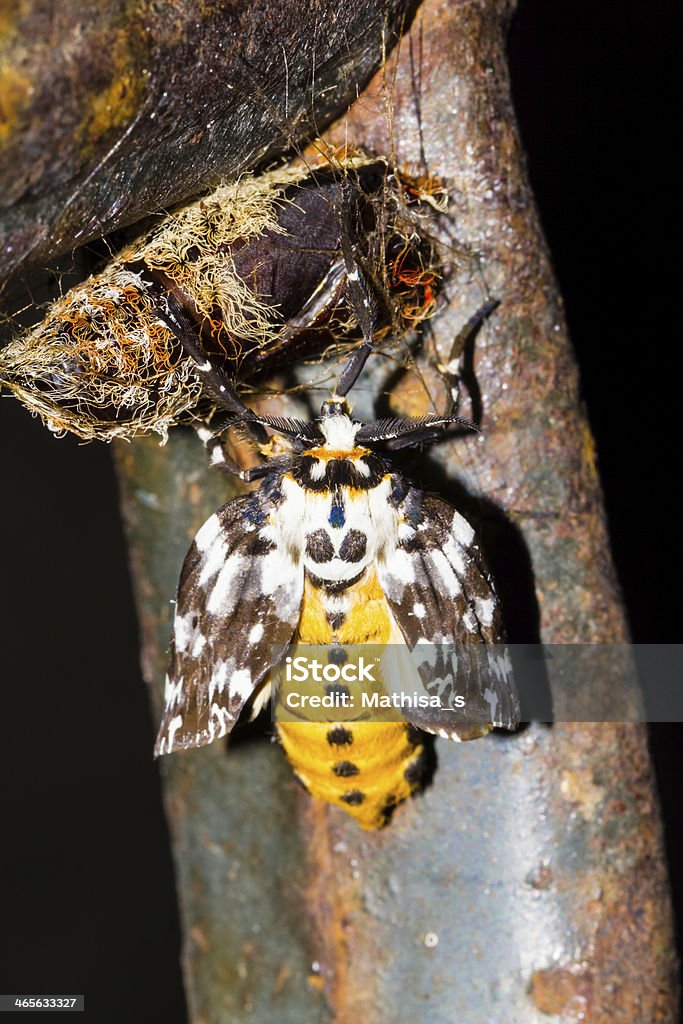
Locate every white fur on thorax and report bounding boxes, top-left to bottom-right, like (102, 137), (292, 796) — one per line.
(319, 414), (359, 450)
(273, 476), (399, 583)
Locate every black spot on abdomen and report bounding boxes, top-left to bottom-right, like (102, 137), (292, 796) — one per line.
(328, 646), (347, 665)
(327, 726), (353, 746)
(332, 760), (359, 777)
(404, 754), (427, 787)
(340, 789), (365, 805)
(324, 683), (350, 700)
(326, 610), (346, 630)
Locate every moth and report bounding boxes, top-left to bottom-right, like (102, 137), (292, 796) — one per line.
(0, 150), (440, 443)
(154, 251), (519, 827)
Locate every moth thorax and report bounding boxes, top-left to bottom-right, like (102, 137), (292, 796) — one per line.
(319, 414), (359, 451)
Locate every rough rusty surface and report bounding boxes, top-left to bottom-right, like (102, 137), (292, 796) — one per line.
(0, 0), (413, 279)
(108, 0), (678, 1021)
(290, 0), (675, 1021)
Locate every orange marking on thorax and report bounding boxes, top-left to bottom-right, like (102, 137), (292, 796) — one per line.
(304, 446), (371, 461)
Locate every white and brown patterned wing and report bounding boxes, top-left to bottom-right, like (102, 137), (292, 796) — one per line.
(378, 490), (519, 738)
(155, 493), (303, 755)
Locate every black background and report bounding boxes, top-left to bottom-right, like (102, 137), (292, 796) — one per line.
(0, 2), (679, 1020)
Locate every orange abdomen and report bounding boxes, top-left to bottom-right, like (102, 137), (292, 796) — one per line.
(276, 568), (426, 829)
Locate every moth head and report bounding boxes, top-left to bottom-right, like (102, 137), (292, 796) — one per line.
(320, 395), (351, 419)
(253, 407), (360, 455)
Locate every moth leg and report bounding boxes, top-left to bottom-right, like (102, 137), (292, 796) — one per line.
(334, 181), (381, 399)
(156, 293), (269, 447)
(156, 294), (275, 480)
(156, 293), (267, 432)
(194, 420), (248, 477)
(436, 299), (499, 416)
(194, 421), (291, 481)
(195, 412), (293, 480)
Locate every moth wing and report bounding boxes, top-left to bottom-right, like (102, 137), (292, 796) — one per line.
(378, 491), (519, 738)
(155, 494), (302, 755)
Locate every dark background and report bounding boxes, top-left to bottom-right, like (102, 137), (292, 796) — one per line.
(0, 2), (678, 1020)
